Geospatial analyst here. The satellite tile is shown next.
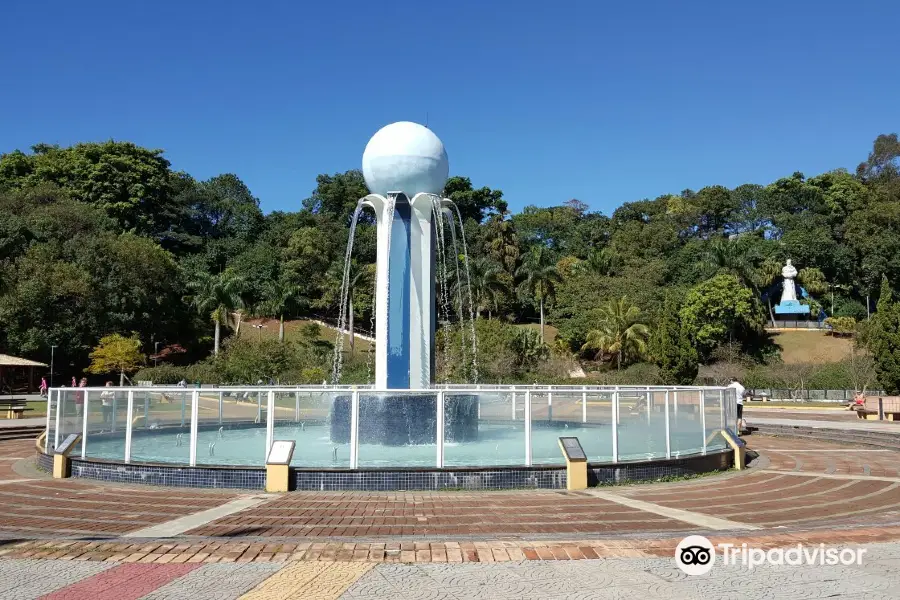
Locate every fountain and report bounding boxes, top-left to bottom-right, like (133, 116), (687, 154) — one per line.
(330, 121), (479, 445)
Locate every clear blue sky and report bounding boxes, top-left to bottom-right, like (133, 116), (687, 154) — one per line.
(2, 0), (898, 215)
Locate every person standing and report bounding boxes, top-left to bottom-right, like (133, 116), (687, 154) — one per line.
(74, 377), (87, 418)
(100, 382), (114, 425)
(727, 377), (746, 432)
(39, 377), (48, 398)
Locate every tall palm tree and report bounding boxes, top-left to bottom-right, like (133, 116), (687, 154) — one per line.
(456, 257), (507, 319)
(516, 246), (562, 343)
(581, 296), (650, 370)
(483, 209), (520, 273)
(187, 269), (245, 356)
(259, 277), (307, 342)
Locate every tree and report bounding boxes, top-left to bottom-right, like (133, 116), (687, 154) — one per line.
(460, 257), (507, 319)
(443, 176), (505, 223)
(483, 208), (520, 273)
(85, 333), (144, 386)
(582, 297), (650, 370)
(650, 297), (698, 384)
(866, 277), (900, 393)
(508, 328), (549, 372)
(516, 246), (562, 343)
(187, 270), (245, 356)
(259, 277), (306, 342)
(680, 274), (765, 362)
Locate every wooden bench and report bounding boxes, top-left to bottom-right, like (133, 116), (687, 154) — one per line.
(853, 396), (900, 421)
(0, 398), (32, 419)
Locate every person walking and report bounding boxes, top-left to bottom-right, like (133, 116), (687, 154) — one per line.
(727, 377), (746, 432)
(100, 381), (114, 425)
(74, 377), (87, 418)
(39, 377), (48, 398)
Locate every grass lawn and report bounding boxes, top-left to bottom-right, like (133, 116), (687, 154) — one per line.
(0, 401), (48, 419)
(745, 400), (846, 409)
(770, 330), (855, 364)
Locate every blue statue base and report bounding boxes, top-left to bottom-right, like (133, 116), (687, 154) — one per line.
(774, 300), (810, 315)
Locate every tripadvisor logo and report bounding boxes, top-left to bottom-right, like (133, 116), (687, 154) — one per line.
(675, 535), (868, 574)
(675, 535), (715, 575)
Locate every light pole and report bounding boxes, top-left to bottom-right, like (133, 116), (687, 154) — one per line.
(50, 345), (58, 388)
(251, 324), (266, 341)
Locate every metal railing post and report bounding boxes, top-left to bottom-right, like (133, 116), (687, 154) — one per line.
(547, 391), (553, 422)
(81, 391), (89, 459)
(295, 390), (301, 421)
(180, 391), (186, 427)
(582, 386), (587, 423)
(664, 390), (671, 459)
(265, 390), (275, 463)
(54, 389), (62, 450)
(256, 392), (262, 423)
(349, 390), (360, 468)
(612, 387), (619, 463)
(436, 391), (445, 468)
(124, 391), (134, 463)
(511, 390), (516, 420)
(143, 392), (149, 429)
(700, 390), (707, 455)
(218, 391), (223, 425)
(189, 391), (199, 466)
(719, 389), (725, 430)
(646, 388), (651, 424)
(111, 392), (117, 433)
(45, 389), (53, 442)
(524, 390), (532, 466)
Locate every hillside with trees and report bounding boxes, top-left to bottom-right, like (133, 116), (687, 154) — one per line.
(1, 134), (899, 391)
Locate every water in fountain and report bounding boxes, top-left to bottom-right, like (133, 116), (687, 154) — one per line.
(448, 202), (479, 383)
(331, 200), (365, 384)
(444, 207), (468, 378)
(431, 197), (454, 381)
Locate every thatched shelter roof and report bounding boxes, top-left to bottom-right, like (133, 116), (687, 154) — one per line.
(0, 354), (47, 368)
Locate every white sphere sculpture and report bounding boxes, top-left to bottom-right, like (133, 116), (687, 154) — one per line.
(362, 121), (449, 197)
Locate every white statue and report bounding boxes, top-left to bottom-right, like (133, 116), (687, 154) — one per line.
(780, 259), (798, 303)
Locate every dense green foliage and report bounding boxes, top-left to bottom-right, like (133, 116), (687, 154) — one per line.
(3, 133), (900, 387)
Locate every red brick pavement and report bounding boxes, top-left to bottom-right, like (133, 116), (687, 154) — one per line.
(38, 563), (200, 600)
(0, 433), (898, 552)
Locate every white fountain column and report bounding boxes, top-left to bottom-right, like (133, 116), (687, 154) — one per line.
(363, 192), (437, 389)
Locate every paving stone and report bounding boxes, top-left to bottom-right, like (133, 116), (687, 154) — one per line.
(140, 563), (282, 600)
(0, 559), (115, 600)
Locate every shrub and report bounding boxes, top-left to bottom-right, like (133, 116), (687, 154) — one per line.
(825, 316), (857, 337)
(133, 365), (186, 385)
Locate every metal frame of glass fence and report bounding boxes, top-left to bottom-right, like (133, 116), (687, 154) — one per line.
(47, 385), (736, 470)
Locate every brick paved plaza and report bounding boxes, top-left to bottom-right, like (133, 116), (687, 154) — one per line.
(2, 413), (900, 598)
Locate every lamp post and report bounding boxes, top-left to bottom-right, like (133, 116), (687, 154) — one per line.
(251, 324), (266, 341)
(50, 345), (58, 388)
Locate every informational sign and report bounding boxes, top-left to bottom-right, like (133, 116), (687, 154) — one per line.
(55, 434), (81, 456)
(267, 440), (296, 465)
(721, 428), (746, 448)
(558, 436), (586, 461)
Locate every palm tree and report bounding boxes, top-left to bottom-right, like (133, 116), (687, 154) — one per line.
(483, 209), (520, 273)
(344, 261), (372, 353)
(581, 296), (650, 370)
(516, 246), (562, 343)
(187, 269), (245, 356)
(584, 247), (621, 277)
(457, 257), (507, 319)
(259, 277), (307, 342)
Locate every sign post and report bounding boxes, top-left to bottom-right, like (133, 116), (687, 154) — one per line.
(53, 433), (81, 479)
(265, 440), (295, 493)
(557, 436), (588, 490)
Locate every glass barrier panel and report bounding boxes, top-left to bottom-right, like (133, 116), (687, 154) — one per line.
(668, 390), (705, 457)
(616, 390), (668, 461)
(444, 391), (524, 467)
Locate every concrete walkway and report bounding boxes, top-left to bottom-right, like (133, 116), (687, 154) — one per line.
(2, 542), (899, 599)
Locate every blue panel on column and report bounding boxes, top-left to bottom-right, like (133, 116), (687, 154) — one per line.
(387, 200), (411, 388)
